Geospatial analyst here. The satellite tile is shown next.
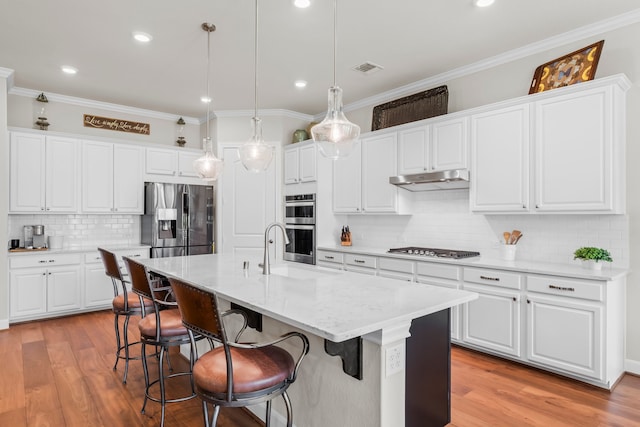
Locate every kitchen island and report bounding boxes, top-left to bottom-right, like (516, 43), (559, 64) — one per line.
(137, 254), (477, 427)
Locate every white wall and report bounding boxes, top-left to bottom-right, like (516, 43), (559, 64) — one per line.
(340, 23), (640, 366)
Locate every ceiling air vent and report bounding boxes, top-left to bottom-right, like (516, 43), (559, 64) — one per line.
(353, 61), (384, 75)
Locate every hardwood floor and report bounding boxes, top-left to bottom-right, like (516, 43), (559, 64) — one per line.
(1, 310), (639, 426)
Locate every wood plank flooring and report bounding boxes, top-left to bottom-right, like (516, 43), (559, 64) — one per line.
(1, 310), (639, 426)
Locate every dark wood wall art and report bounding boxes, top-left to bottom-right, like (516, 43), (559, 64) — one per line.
(83, 114), (150, 135)
(529, 40), (604, 94)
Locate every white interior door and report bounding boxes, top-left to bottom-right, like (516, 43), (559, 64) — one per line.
(219, 145), (278, 265)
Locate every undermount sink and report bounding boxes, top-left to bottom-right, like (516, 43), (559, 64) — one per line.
(268, 264), (338, 280)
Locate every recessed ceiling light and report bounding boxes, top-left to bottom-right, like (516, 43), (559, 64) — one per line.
(293, 0), (310, 8)
(295, 80), (307, 88)
(474, 0), (495, 7)
(61, 65), (78, 75)
(201, 96), (212, 103)
(132, 31), (153, 43)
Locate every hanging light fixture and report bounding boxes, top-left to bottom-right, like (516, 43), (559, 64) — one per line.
(238, 0), (274, 172)
(193, 22), (224, 181)
(311, 0), (360, 160)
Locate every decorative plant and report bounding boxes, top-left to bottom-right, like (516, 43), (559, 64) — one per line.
(573, 247), (613, 262)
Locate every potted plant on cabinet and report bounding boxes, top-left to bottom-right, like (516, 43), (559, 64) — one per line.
(573, 247), (613, 270)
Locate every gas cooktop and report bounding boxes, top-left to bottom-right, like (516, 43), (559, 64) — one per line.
(388, 247), (480, 259)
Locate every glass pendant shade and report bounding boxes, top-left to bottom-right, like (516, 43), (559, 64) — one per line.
(312, 86), (360, 160)
(239, 117), (273, 172)
(193, 137), (223, 181)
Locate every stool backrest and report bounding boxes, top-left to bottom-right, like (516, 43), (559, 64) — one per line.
(98, 248), (123, 281)
(168, 277), (227, 344)
(123, 256), (153, 300)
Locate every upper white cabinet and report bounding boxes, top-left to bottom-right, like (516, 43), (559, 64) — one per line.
(284, 141), (316, 185)
(333, 132), (410, 214)
(470, 104), (530, 212)
(398, 116), (468, 175)
(471, 75), (629, 214)
(82, 141), (143, 213)
(10, 132), (79, 213)
(146, 147), (202, 180)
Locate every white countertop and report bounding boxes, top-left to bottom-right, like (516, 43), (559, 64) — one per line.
(318, 245), (629, 281)
(136, 254), (477, 343)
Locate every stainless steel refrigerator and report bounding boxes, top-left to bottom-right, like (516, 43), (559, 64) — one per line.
(141, 182), (214, 258)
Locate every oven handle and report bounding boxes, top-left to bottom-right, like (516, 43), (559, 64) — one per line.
(285, 201), (316, 207)
(285, 224), (316, 230)
(285, 218), (315, 225)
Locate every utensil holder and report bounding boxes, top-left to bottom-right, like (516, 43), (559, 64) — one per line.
(500, 244), (517, 261)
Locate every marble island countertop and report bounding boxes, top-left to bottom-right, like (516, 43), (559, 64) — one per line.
(136, 254), (477, 343)
(318, 245), (629, 281)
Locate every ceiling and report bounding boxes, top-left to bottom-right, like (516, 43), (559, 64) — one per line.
(2, 0), (639, 119)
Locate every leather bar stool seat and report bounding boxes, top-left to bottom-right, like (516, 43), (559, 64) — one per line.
(113, 292), (155, 314)
(138, 309), (188, 338)
(194, 346), (295, 395)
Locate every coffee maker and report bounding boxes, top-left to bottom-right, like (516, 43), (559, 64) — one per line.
(32, 225), (46, 248)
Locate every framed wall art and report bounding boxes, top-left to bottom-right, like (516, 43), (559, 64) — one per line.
(529, 40), (604, 94)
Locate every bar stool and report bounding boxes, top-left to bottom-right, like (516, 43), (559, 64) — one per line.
(123, 257), (212, 427)
(168, 277), (310, 427)
(98, 247), (154, 384)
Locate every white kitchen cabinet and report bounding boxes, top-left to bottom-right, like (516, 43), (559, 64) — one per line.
(9, 132), (79, 213)
(398, 116), (468, 175)
(344, 253), (377, 275)
(378, 257), (414, 281)
(534, 84), (624, 213)
(471, 75), (629, 214)
(470, 104), (530, 213)
(416, 262), (462, 341)
(146, 147), (202, 179)
(284, 141), (316, 185)
(82, 141), (143, 213)
(10, 254), (82, 320)
(462, 268), (523, 357)
(332, 142), (362, 213)
(316, 250), (345, 270)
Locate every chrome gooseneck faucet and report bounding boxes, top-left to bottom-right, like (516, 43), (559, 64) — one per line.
(262, 222), (290, 275)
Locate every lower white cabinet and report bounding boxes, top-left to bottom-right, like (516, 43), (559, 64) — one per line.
(415, 262), (462, 341)
(316, 250), (344, 270)
(84, 253), (115, 309)
(10, 254), (82, 320)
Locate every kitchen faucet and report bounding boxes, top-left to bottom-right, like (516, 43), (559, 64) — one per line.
(262, 222), (290, 275)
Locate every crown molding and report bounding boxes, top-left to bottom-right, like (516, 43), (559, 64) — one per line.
(0, 67), (14, 89)
(343, 8), (640, 114)
(9, 86), (201, 124)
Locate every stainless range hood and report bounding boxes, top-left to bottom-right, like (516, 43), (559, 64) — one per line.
(389, 169), (470, 192)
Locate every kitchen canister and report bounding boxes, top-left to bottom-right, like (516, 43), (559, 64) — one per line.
(48, 235), (64, 249)
(499, 244), (517, 261)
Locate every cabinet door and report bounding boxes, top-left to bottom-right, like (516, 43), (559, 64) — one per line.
(526, 294), (602, 379)
(332, 142), (362, 213)
(431, 117), (468, 171)
(9, 133), (46, 212)
(113, 144), (143, 213)
(178, 151), (201, 178)
(470, 104), (530, 212)
(10, 269), (47, 318)
(82, 140), (115, 212)
(146, 148), (178, 176)
(417, 277), (461, 341)
(84, 265), (115, 308)
(362, 133), (398, 213)
(398, 126), (428, 174)
(284, 147), (300, 184)
(299, 144), (317, 182)
(47, 267), (82, 313)
(462, 283), (521, 357)
(535, 87), (613, 212)
(45, 136), (79, 212)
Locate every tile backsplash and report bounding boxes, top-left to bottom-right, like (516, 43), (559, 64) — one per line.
(338, 189), (629, 268)
(8, 214), (140, 250)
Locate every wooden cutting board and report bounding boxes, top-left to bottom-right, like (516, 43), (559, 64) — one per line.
(8, 248), (48, 252)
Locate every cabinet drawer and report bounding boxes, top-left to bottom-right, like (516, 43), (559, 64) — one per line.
(416, 262), (460, 281)
(378, 257), (414, 274)
(527, 275), (604, 302)
(316, 250), (344, 264)
(464, 267), (522, 290)
(345, 253), (377, 269)
(85, 248), (149, 264)
(10, 253), (82, 269)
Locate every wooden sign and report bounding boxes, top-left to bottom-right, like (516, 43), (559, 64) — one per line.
(83, 114), (150, 135)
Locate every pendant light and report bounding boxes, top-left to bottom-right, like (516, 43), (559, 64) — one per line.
(193, 22), (224, 181)
(311, 0), (360, 160)
(238, 0), (274, 173)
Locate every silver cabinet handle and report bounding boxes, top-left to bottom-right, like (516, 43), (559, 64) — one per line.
(39, 260), (47, 263)
(48, 260), (55, 263)
(480, 275), (500, 281)
(354, 259), (365, 264)
(325, 255), (334, 260)
(549, 284), (575, 292)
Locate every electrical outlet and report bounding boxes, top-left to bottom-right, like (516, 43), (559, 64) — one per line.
(385, 343), (404, 377)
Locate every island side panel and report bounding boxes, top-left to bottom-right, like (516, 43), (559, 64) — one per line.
(406, 309), (451, 427)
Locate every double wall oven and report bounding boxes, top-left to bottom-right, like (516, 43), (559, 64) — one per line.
(284, 194), (315, 265)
